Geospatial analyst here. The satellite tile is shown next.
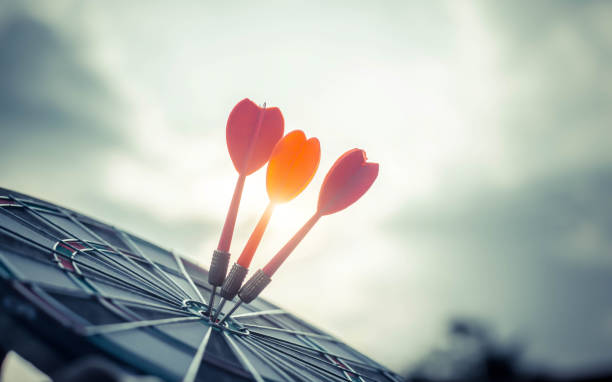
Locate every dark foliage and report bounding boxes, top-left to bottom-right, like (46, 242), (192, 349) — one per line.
(407, 319), (612, 382)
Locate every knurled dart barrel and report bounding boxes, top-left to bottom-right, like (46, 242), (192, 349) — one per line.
(238, 269), (272, 303)
(220, 263), (248, 299)
(208, 250), (230, 286)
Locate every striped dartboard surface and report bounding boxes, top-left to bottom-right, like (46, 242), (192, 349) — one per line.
(0, 188), (404, 382)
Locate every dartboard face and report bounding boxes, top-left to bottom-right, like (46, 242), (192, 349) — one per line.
(0, 187), (403, 382)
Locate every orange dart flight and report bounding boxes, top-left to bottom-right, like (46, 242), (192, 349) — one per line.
(239, 130), (320, 268)
(207, 99), (284, 313)
(218, 148), (378, 324)
(213, 130), (320, 318)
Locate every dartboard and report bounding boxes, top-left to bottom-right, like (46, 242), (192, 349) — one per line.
(0, 187), (403, 382)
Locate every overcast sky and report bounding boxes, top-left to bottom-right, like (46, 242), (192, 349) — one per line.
(1, 0), (612, 378)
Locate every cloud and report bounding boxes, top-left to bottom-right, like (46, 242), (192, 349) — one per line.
(0, 6), (217, 255)
(386, 165), (612, 373)
(0, 9), (124, 194)
(483, 1), (612, 178)
(0, 11), (122, 147)
(389, 165), (612, 264)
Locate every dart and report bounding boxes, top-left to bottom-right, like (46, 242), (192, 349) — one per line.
(212, 130), (321, 321)
(219, 148), (379, 324)
(207, 98), (284, 314)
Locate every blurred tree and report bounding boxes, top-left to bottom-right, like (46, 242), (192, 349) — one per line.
(408, 318), (542, 382)
(407, 318), (612, 382)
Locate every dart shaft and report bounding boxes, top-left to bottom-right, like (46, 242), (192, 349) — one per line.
(237, 203), (275, 268)
(262, 213), (320, 277)
(217, 174), (246, 253)
(208, 287), (218, 316)
(212, 298), (228, 322)
(218, 300), (242, 325)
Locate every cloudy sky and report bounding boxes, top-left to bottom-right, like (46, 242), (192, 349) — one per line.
(1, 0), (612, 378)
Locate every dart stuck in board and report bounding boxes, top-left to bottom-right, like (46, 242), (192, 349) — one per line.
(207, 97), (378, 324)
(207, 98), (284, 313)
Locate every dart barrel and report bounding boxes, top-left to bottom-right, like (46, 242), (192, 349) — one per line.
(207, 249), (230, 286)
(238, 269), (272, 303)
(220, 262), (248, 299)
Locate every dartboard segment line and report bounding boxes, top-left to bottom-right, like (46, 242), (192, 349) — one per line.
(222, 331), (264, 382)
(305, 332), (387, 372)
(61, 212), (190, 302)
(172, 250), (206, 304)
(8, 197), (60, 213)
(248, 336), (350, 382)
(0, 196), (19, 207)
(249, 331), (383, 372)
(252, 335), (376, 382)
(264, 311), (326, 340)
(298, 335), (366, 382)
(4, 199), (139, 279)
(75, 262), (165, 299)
(242, 324), (337, 341)
(0, 249), (33, 282)
(69, 257), (184, 306)
(66, 251), (183, 306)
(73, 250), (184, 305)
(256, 334), (358, 376)
(251, 337), (356, 382)
(5, 196), (189, 310)
(234, 335), (298, 382)
(253, 335), (350, 376)
(75, 250), (183, 303)
(232, 309), (286, 319)
(25, 280), (91, 299)
(259, 336), (383, 375)
(66, 271), (97, 294)
(96, 292), (192, 325)
(0, 224), (183, 307)
(84, 315), (202, 335)
(382, 371), (406, 382)
(254, 299), (385, 373)
(3, 248), (101, 313)
(0, 207), (184, 305)
(8, 195), (185, 303)
(111, 297), (192, 316)
(27, 284), (99, 335)
(62, 239), (134, 271)
(12, 197), (188, 303)
(182, 325), (213, 382)
(62, 211), (188, 302)
(242, 336), (318, 382)
(97, 294), (143, 322)
(120, 230), (194, 301)
(13, 283), (76, 328)
(0, 223), (151, 299)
